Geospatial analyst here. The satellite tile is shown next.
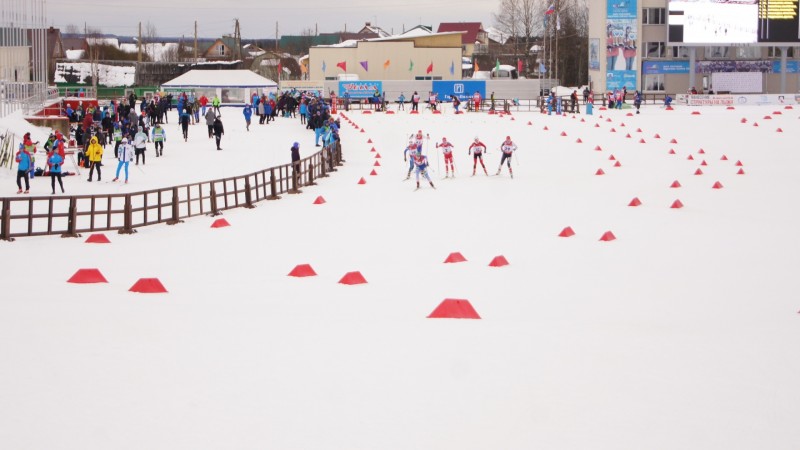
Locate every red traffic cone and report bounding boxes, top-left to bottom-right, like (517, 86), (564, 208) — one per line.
(488, 255), (510, 267)
(613, 161), (622, 167)
(374, 160), (381, 167)
(712, 181), (724, 189)
(628, 197), (642, 207)
(370, 169), (378, 176)
(444, 252), (467, 263)
(559, 226), (575, 237)
(288, 264), (317, 277)
(599, 231), (616, 242)
(313, 196), (326, 204)
(595, 168), (605, 175)
(358, 177), (367, 185)
(694, 168), (703, 175)
(670, 180), (682, 188)
(671, 199), (684, 209)
(211, 218), (230, 228)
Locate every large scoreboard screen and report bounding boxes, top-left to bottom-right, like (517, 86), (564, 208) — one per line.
(668, 0), (800, 44)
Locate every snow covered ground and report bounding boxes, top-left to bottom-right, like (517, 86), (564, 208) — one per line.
(1, 103), (799, 449)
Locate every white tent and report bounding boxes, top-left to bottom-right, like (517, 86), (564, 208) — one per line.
(161, 69), (277, 105)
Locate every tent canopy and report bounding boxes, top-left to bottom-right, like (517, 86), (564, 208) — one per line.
(161, 70), (277, 89)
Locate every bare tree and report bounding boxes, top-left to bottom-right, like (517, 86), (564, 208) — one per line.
(64, 23), (80, 35)
(143, 21), (159, 62)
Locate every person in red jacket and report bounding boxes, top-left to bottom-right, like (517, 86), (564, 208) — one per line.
(468, 136), (488, 176)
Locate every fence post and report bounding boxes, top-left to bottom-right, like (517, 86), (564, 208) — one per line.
(335, 141), (343, 166)
(0, 198), (14, 242)
(208, 182), (222, 216)
(307, 162), (316, 186)
(244, 176), (256, 209)
(288, 164), (302, 194)
(320, 151), (329, 178)
(166, 187), (184, 225)
(60, 196), (81, 238)
(266, 168), (281, 200)
(118, 194), (137, 234)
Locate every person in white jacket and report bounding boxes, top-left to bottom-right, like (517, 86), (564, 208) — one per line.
(133, 126), (148, 165)
(113, 136), (134, 183)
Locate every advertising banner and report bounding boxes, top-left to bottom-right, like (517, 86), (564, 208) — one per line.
(589, 38), (600, 71)
(606, 0), (638, 90)
(642, 60), (691, 75)
(338, 81), (382, 99)
(686, 95), (735, 106)
(432, 80), (486, 102)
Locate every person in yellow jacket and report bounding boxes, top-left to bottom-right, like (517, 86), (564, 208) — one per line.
(86, 135), (104, 182)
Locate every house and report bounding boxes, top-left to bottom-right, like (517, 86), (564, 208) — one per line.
(201, 36), (238, 61)
(436, 22), (489, 57)
(27, 27), (65, 82)
(357, 22), (390, 38)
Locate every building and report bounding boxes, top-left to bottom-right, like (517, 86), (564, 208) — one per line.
(587, 0), (800, 95)
(308, 32), (463, 81)
(436, 22), (489, 58)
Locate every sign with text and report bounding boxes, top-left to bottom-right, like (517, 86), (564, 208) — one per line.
(432, 80), (486, 102)
(642, 60), (691, 75)
(338, 81), (382, 99)
(606, 0), (638, 90)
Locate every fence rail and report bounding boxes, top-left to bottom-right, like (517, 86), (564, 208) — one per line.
(0, 144), (342, 241)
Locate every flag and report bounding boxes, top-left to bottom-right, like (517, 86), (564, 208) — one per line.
(384, 59), (390, 69)
(495, 59), (500, 72)
(336, 61), (346, 71)
(409, 60), (414, 72)
(277, 61), (282, 79)
(426, 62), (433, 74)
(517, 58), (523, 74)
(557, 14), (561, 30)
(360, 60), (368, 71)
(322, 61), (327, 72)
(545, 3), (555, 14)
(449, 61), (455, 75)
(474, 59), (480, 71)
(539, 62), (547, 73)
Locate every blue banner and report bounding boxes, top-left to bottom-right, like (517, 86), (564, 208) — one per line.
(606, 70), (637, 90)
(338, 81), (383, 99)
(772, 60), (800, 74)
(606, 0), (637, 92)
(432, 80), (486, 102)
(642, 61), (691, 75)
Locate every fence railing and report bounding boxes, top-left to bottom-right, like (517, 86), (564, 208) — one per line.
(0, 144), (343, 241)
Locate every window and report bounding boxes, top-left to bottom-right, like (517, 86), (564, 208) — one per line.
(644, 42), (666, 58)
(704, 46), (729, 59)
(642, 8), (666, 25)
(415, 76), (442, 80)
(768, 46), (796, 58)
(670, 46), (690, 58)
(644, 74), (665, 92)
(736, 47), (761, 59)
(217, 45), (226, 56)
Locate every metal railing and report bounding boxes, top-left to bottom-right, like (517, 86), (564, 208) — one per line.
(0, 144), (343, 241)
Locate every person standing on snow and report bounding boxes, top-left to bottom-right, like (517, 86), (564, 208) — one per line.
(403, 139), (417, 180)
(179, 109), (191, 142)
(413, 129), (426, 153)
(86, 136), (104, 182)
(133, 126), (148, 165)
(436, 136), (455, 178)
(112, 122), (123, 158)
(151, 123), (166, 156)
(205, 108), (217, 139)
(47, 149), (65, 194)
(14, 143), (32, 194)
(633, 90), (642, 114)
(411, 91), (420, 112)
(243, 103), (253, 131)
(212, 95), (221, 115)
(413, 150), (435, 190)
(290, 141), (301, 182)
(468, 136), (489, 176)
(213, 116), (224, 150)
(496, 135), (517, 178)
(113, 136), (133, 183)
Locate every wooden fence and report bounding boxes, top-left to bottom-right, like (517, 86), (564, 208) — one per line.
(0, 145), (342, 242)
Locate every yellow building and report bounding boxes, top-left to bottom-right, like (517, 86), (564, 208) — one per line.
(308, 32), (464, 81)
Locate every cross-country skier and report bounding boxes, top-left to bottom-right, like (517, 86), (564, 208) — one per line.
(413, 150), (435, 190)
(436, 136), (455, 178)
(404, 139), (417, 180)
(468, 136), (489, 176)
(151, 123), (166, 157)
(413, 129), (425, 152)
(496, 135), (517, 178)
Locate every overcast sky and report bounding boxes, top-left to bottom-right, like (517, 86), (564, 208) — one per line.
(48, 0), (497, 39)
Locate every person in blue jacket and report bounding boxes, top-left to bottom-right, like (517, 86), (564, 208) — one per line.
(47, 150), (64, 194)
(15, 143), (32, 194)
(299, 99), (308, 125)
(243, 104), (253, 131)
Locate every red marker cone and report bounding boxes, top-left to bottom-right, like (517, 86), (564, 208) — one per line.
(595, 168), (605, 175)
(694, 168), (703, 175)
(670, 180), (682, 188)
(358, 177), (367, 184)
(698, 149), (705, 154)
(313, 196), (326, 204)
(594, 145), (603, 151)
(129, 278), (168, 293)
(628, 197), (642, 207)
(639, 138), (646, 143)
(559, 226), (575, 237)
(375, 153), (381, 158)
(575, 138), (583, 143)
(339, 271), (367, 285)
(613, 161), (622, 167)
(374, 160), (381, 167)
(427, 299), (481, 319)
(712, 181), (724, 189)
(599, 231), (616, 242)
(687, 155), (694, 160)
(735, 160), (743, 166)
(609, 154), (616, 160)
(211, 218), (230, 228)
(67, 268), (108, 284)
(488, 255), (510, 267)
(444, 252), (467, 263)
(367, 138), (373, 143)
(700, 160), (708, 166)
(671, 199), (684, 209)
(561, 131), (567, 136)
(370, 169), (378, 176)
(721, 155), (728, 160)
(288, 264), (317, 277)
(670, 138), (678, 144)
(669, 149), (676, 155)
(654, 133), (661, 138)
(692, 111), (701, 115)
(737, 168), (746, 175)
(777, 128), (784, 132)
(85, 233), (111, 244)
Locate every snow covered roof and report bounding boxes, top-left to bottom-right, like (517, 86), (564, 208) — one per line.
(485, 27), (510, 44)
(86, 37), (119, 48)
(398, 27), (433, 38)
(161, 69), (277, 89)
(54, 62), (135, 87)
(119, 42), (180, 62)
(65, 49), (84, 60)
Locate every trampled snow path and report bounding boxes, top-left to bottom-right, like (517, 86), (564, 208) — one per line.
(1, 104), (799, 450)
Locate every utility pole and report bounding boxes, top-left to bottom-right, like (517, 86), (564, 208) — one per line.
(138, 22), (142, 63)
(234, 19), (242, 61)
(275, 21), (278, 51)
(194, 21), (198, 63)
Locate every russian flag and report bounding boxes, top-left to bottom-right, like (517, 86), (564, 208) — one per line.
(545, 3), (555, 15)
